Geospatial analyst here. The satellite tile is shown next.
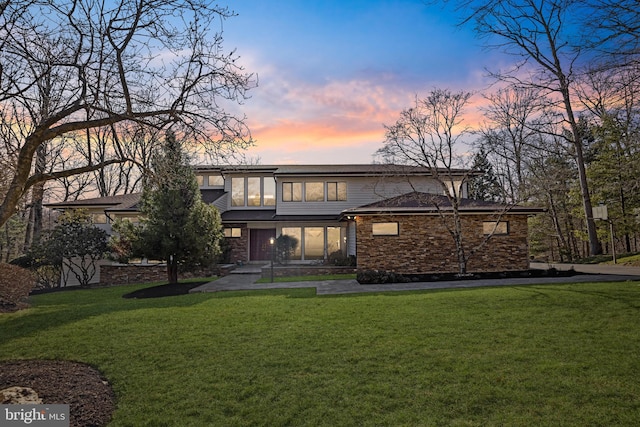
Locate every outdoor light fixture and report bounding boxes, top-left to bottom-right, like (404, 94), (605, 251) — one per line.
(269, 237), (275, 282)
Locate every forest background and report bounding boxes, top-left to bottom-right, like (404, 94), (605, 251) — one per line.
(1, 0), (639, 265)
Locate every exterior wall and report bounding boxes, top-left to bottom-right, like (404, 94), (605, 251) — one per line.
(224, 223), (249, 263)
(261, 265), (356, 279)
(274, 175), (442, 216)
(99, 264), (219, 286)
(356, 214), (530, 274)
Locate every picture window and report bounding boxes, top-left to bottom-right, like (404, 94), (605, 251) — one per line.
(483, 221), (509, 235)
(372, 222), (399, 236)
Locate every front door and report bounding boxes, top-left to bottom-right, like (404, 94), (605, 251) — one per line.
(249, 229), (276, 261)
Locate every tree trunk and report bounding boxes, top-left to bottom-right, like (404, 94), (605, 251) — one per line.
(559, 78), (602, 256)
(167, 255), (179, 284)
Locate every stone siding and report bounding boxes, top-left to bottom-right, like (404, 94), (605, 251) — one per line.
(356, 214), (530, 274)
(99, 264), (219, 286)
(225, 223), (249, 264)
(261, 265), (356, 279)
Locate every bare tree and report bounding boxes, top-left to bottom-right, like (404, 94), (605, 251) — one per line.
(377, 88), (511, 274)
(585, 0), (640, 70)
(0, 0), (254, 229)
(451, 0), (603, 255)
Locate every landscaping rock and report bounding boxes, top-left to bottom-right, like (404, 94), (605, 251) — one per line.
(1, 386), (43, 404)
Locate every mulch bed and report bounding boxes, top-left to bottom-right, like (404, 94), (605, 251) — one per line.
(0, 281), (211, 427)
(121, 280), (210, 299)
(0, 360), (116, 427)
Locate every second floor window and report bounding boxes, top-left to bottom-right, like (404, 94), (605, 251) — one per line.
(305, 182), (324, 202)
(232, 176), (276, 207)
(282, 182), (302, 202)
(232, 177), (245, 206)
(247, 177), (261, 206)
(327, 182), (347, 201)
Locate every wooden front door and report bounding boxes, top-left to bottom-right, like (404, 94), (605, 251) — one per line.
(249, 229), (276, 261)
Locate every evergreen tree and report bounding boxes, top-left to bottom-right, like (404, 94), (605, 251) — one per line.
(138, 132), (223, 284)
(468, 148), (504, 202)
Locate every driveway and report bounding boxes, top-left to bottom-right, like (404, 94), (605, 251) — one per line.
(190, 262), (640, 296)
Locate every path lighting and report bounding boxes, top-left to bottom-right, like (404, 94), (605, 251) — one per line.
(269, 236), (275, 282)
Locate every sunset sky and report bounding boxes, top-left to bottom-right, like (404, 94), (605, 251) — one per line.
(223, 0), (509, 164)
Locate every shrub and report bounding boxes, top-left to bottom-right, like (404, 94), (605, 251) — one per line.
(356, 269), (410, 284)
(0, 263), (36, 311)
(328, 251), (356, 266)
(275, 234), (299, 265)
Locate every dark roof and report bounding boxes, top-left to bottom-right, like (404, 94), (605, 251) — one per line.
(343, 192), (546, 215)
(46, 193), (142, 212)
(200, 189), (226, 204)
(194, 164), (476, 177)
(221, 210), (277, 222)
(47, 190), (224, 211)
(273, 214), (340, 222)
(220, 210), (340, 222)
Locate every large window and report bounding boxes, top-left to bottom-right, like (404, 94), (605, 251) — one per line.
(280, 226), (343, 261)
(327, 227), (342, 256)
(231, 177), (245, 206)
(305, 182), (324, 202)
(232, 176), (276, 207)
(327, 182), (347, 201)
(372, 222), (399, 236)
(282, 182), (302, 202)
(247, 177), (261, 207)
(304, 227), (325, 260)
(264, 177), (276, 206)
(281, 227), (302, 260)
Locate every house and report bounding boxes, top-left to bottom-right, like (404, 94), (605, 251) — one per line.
(46, 164), (543, 280)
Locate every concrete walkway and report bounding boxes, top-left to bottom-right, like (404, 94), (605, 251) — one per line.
(189, 262), (640, 296)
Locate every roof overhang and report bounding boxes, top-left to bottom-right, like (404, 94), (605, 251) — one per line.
(221, 210), (341, 223)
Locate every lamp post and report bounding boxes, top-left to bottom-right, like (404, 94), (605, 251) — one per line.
(594, 205), (616, 264)
(269, 236), (275, 282)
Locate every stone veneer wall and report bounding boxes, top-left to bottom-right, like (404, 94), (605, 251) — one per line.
(356, 214), (530, 274)
(225, 223), (249, 264)
(99, 264), (219, 286)
(261, 265), (356, 279)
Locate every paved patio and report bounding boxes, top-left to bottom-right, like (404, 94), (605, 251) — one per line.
(189, 262), (640, 296)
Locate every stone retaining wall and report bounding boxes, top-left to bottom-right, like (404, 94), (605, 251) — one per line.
(98, 264), (220, 286)
(260, 265), (356, 280)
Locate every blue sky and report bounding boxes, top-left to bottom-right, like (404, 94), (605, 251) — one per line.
(221, 0), (505, 164)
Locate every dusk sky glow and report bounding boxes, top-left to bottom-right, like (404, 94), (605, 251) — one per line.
(222, 0), (511, 164)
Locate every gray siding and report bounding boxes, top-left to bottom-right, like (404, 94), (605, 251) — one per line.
(275, 176), (443, 216)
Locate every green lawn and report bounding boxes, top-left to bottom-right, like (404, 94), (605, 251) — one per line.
(2, 280), (640, 426)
